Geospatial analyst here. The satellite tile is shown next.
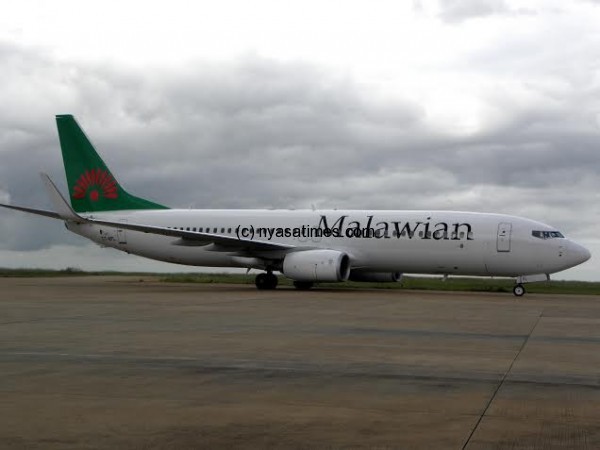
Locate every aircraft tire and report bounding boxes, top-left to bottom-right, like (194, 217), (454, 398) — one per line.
(513, 284), (526, 297)
(266, 273), (278, 289)
(255, 273), (278, 290)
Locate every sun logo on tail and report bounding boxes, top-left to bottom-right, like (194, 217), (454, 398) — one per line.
(72, 169), (118, 201)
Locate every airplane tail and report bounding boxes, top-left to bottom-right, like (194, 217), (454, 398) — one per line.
(56, 115), (168, 213)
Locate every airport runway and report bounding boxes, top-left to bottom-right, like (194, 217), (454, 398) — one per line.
(1, 277), (599, 449)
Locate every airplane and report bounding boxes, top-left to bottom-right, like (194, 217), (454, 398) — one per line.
(0, 115), (591, 296)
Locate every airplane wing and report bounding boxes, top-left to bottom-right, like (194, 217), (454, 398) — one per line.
(88, 217), (294, 252)
(0, 173), (295, 253)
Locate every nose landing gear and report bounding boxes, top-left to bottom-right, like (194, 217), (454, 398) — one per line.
(512, 274), (549, 297)
(512, 283), (526, 297)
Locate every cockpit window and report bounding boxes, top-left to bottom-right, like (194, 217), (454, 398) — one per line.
(532, 230), (564, 239)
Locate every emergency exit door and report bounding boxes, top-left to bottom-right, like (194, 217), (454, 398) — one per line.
(497, 222), (512, 252)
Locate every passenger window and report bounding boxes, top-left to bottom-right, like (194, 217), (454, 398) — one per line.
(213, 228), (217, 233)
(228, 228), (232, 233)
(221, 228), (225, 233)
(199, 227), (203, 232)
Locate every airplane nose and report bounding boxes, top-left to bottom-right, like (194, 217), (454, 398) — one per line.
(569, 241), (591, 265)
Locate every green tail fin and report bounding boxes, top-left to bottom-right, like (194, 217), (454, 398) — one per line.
(56, 115), (168, 213)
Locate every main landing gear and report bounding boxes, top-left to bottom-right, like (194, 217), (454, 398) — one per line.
(513, 283), (526, 297)
(254, 271), (315, 291)
(255, 271), (278, 290)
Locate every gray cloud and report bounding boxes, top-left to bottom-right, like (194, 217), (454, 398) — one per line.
(421, 0), (597, 23)
(435, 0), (511, 22)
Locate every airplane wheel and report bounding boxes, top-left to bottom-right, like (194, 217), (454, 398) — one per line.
(255, 273), (278, 290)
(513, 284), (525, 297)
(255, 273), (267, 289)
(293, 281), (314, 290)
(266, 273), (278, 289)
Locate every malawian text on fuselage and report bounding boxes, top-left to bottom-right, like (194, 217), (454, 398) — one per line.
(249, 215), (474, 241)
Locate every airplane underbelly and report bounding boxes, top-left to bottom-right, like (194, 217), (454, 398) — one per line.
(362, 239), (488, 275)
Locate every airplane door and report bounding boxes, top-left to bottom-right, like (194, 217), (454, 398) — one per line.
(117, 219), (127, 245)
(497, 222), (512, 252)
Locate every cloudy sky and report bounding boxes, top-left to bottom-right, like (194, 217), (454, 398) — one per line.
(1, 0), (599, 280)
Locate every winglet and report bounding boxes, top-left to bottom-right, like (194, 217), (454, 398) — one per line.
(40, 173), (84, 222)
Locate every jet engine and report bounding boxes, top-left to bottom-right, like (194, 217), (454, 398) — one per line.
(282, 249), (350, 282)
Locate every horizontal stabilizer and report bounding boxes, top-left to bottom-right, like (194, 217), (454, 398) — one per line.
(0, 203), (61, 220)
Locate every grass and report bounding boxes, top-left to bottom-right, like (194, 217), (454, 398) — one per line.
(0, 268), (151, 278)
(1, 268), (599, 295)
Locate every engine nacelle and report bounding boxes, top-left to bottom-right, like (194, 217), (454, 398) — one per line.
(283, 249), (350, 282)
(349, 271), (403, 283)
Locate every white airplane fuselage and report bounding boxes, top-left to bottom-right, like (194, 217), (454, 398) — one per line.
(68, 209), (590, 278)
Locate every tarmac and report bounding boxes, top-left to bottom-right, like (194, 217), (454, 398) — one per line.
(0, 276), (599, 449)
